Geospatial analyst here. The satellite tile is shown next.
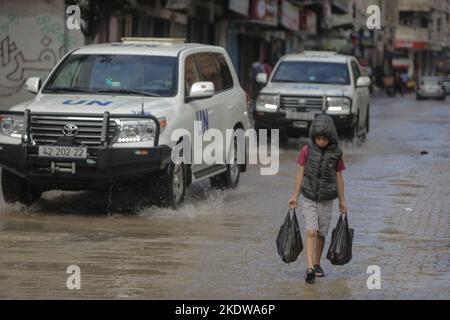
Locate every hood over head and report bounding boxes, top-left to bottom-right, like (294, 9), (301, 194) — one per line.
(309, 114), (339, 145)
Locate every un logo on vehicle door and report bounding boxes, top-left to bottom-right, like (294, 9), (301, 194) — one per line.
(327, 161), (334, 169)
(63, 124), (79, 137)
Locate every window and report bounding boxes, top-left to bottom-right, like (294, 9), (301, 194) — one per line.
(271, 61), (350, 85)
(351, 61), (361, 82)
(194, 53), (222, 92)
(213, 53), (233, 90)
(185, 55), (200, 96)
(49, 56), (86, 87)
(45, 54), (178, 97)
(421, 18), (428, 28)
(399, 12), (413, 26)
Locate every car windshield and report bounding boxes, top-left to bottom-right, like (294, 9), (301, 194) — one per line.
(421, 78), (441, 85)
(271, 61), (350, 85)
(44, 54), (178, 97)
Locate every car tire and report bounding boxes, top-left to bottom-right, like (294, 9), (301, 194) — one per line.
(365, 105), (370, 134)
(107, 179), (147, 213)
(277, 130), (289, 148)
(153, 161), (186, 209)
(350, 113), (362, 148)
(1, 169), (41, 206)
(359, 109), (369, 144)
(210, 136), (240, 190)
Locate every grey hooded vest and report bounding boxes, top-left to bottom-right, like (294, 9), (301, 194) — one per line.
(301, 115), (343, 202)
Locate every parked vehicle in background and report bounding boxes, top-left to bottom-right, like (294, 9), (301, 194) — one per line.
(416, 76), (446, 100)
(443, 78), (450, 95)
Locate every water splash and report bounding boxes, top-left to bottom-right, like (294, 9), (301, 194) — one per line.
(138, 187), (228, 219)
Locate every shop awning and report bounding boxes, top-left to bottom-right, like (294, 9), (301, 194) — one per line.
(293, 0), (349, 14)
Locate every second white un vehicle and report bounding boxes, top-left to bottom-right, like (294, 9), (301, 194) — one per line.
(254, 51), (371, 144)
(0, 38), (250, 209)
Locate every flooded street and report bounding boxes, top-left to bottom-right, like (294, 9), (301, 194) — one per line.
(0, 93), (449, 299)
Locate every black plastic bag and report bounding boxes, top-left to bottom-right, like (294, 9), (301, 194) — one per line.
(327, 214), (354, 265)
(276, 209), (303, 263)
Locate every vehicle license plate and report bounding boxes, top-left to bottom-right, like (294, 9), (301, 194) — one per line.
(293, 121), (308, 128)
(38, 146), (87, 159)
(285, 110), (316, 121)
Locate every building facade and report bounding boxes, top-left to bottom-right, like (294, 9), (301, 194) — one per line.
(392, 0), (450, 78)
(2, 0), (450, 108)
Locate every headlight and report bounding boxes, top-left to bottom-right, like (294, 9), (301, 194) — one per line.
(116, 119), (157, 143)
(256, 94), (279, 112)
(326, 97), (351, 114)
(0, 116), (24, 140)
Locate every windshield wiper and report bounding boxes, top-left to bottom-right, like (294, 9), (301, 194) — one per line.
(45, 87), (96, 93)
(95, 89), (161, 97)
(272, 79), (300, 83)
(307, 81), (344, 85)
(273, 80), (345, 85)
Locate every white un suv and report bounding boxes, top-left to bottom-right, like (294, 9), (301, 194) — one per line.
(0, 38), (250, 209)
(253, 51), (371, 144)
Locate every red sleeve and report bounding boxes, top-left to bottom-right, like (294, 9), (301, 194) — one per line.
(297, 145), (345, 171)
(296, 145), (308, 166)
(336, 157), (346, 172)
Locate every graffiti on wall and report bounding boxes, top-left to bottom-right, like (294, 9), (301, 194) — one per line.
(0, 15), (79, 99)
(37, 16), (78, 48)
(0, 15), (20, 33)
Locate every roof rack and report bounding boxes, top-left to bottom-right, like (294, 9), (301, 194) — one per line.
(120, 37), (186, 45)
(301, 51), (339, 57)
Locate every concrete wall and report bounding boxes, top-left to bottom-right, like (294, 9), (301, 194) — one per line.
(0, 0), (85, 109)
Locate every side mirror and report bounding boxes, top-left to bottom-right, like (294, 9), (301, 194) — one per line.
(256, 73), (268, 84)
(25, 77), (41, 94)
(356, 76), (371, 88)
(188, 81), (215, 100)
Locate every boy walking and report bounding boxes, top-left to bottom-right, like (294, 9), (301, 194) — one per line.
(288, 115), (347, 284)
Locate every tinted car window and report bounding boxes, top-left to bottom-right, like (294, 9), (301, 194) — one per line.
(272, 61), (350, 85)
(194, 53), (222, 92)
(213, 53), (233, 90)
(45, 54), (178, 97)
(422, 78), (441, 85)
(185, 55), (201, 96)
(351, 61), (361, 81)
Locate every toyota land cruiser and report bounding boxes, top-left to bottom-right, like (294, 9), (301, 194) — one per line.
(253, 51), (371, 144)
(0, 38), (250, 209)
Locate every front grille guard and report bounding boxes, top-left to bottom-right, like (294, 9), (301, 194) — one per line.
(1, 109), (161, 147)
(279, 95), (327, 111)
